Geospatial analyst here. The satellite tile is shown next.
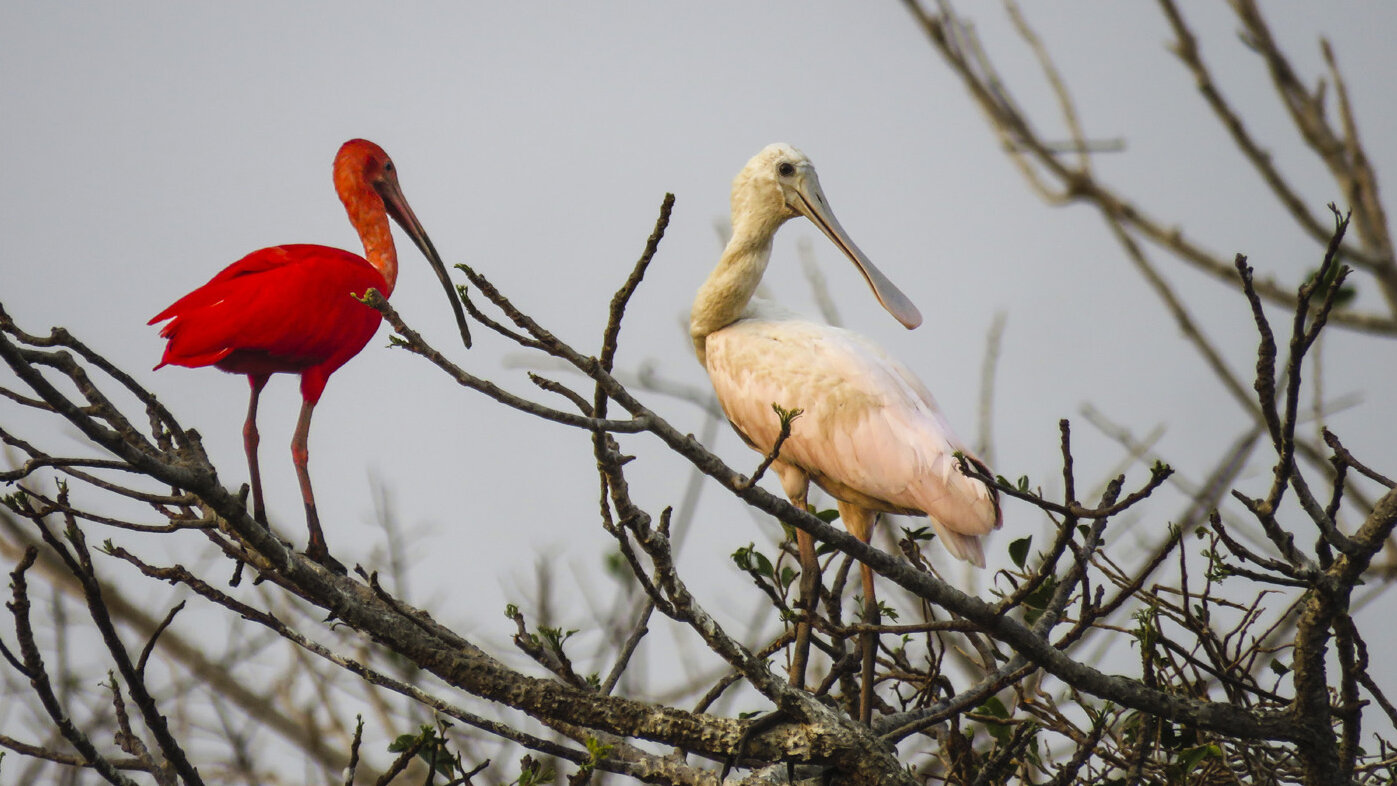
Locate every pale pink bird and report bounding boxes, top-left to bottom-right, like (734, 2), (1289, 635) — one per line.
(690, 143), (1001, 723)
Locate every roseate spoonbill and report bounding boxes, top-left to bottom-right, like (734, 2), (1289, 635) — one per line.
(150, 139), (470, 569)
(691, 144), (1001, 722)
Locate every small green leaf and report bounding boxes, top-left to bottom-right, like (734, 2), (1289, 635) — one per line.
(516, 754), (556, 786)
(779, 566), (798, 591)
(602, 549), (628, 581)
(815, 508), (841, 523)
(582, 736), (614, 769)
(1303, 264), (1357, 307)
(752, 550), (774, 579)
(900, 525), (933, 542)
(1176, 743), (1221, 774)
(771, 403), (805, 428)
(978, 696), (1009, 719)
(1008, 536), (1033, 569)
(731, 544), (755, 572)
(538, 626), (578, 654)
(1021, 575), (1057, 625)
(421, 748), (456, 778)
(975, 697), (1012, 745)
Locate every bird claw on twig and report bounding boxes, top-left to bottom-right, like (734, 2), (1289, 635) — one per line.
(720, 708), (798, 782)
(304, 544), (348, 575)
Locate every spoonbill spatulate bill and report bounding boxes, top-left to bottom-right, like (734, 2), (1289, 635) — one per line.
(690, 143), (1001, 722)
(150, 139), (471, 570)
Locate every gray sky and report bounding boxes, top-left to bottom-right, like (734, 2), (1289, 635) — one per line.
(4, 0), (1395, 741)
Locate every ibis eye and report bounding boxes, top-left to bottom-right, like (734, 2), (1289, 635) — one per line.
(777, 162), (795, 177)
(383, 161), (395, 173)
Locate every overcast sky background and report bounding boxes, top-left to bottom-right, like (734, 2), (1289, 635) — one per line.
(4, 1), (1396, 767)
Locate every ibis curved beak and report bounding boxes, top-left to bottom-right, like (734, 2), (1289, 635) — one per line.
(376, 176), (473, 348)
(791, 172), (923, 330)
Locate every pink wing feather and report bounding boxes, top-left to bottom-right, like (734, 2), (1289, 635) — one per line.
(706, 313), (1000, 563)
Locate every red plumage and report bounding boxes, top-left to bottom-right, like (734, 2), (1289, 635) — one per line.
(149, 139), (467, 569)
(150, 244), (387, 403)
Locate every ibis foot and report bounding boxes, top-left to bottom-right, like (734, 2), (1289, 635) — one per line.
(721, 709), (800, 781)
(304, 542), (348, 575)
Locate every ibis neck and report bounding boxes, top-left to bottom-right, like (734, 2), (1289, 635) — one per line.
(341, 184), (399, 296)
(690, 230), (775, 364)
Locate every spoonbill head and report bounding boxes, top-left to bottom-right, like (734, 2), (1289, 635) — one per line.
(692, 144), (921, 364)
(692, 143), (1000, 721)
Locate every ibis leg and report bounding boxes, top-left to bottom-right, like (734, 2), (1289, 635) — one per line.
(838, 501), (879, 724)
(291, 398), (342, 571)
(242, 375), (270, 526)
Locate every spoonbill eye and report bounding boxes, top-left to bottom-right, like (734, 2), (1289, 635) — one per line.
(778, 162), (795, 177)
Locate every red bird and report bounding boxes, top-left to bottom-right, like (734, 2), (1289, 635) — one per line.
(150, 139), (469, 568)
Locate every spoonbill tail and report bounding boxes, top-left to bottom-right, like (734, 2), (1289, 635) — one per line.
(691, 143), (1001, 722)
(150, 139), (470, 569)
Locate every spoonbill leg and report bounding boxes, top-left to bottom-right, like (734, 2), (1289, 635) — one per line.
(792, 528), (820, 690)
(838, 500), (879, 724)
(776, 464), (819, 690)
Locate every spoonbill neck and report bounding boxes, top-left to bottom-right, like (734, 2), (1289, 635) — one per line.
(690, 228), (780, 362)
(337, 173), (399, 296)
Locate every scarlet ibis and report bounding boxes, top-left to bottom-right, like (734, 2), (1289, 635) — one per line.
(690, 144), (1001, 722)
(150, 139), (469, 568)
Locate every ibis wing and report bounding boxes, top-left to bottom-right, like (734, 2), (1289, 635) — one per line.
(151, 245), (387, 372)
